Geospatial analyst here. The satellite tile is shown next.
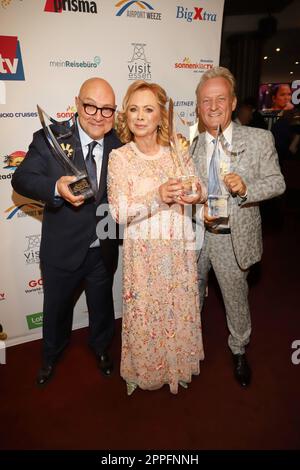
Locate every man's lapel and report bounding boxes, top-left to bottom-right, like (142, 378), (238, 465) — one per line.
(97, 130), (120, 203)
(230, 122), (246, 173)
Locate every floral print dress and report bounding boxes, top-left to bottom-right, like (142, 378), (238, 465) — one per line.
(108, 141), (204, 394)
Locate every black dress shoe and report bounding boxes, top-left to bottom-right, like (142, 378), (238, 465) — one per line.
(97, 352), (113, 377)
(36, 364), (54, 386)
(232, 353), (251, 387)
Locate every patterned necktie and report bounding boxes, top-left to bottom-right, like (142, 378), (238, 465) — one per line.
(85, 141), (98, 196)
(208, 136), (222, 196)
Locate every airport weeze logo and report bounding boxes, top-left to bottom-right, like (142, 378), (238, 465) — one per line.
(0, 35), (25, 81)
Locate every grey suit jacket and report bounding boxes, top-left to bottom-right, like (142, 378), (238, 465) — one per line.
(191, 122), (286, 270)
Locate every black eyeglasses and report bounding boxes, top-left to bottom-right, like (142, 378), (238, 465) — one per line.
(78, 97), (116, 118)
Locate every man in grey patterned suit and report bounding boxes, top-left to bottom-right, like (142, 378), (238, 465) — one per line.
(192, 67), (285, 387)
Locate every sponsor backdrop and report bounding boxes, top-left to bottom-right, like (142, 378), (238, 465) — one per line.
(0, 0), (224, 346)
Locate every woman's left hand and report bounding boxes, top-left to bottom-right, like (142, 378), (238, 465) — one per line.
(178, 182), (207, 205)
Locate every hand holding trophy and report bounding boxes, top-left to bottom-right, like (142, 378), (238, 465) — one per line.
(37, 105), (95, 200)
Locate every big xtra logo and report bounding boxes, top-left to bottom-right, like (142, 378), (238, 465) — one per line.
(44, 0), (98, 13)
(176, 5), (217, 22)
(0, 35), (25, 81)
(115, 0), (161, 20)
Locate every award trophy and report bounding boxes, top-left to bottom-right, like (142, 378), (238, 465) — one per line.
(207, 125), (229, 218)
(37, 105), (94, 200)
(168, 98), (197, 196)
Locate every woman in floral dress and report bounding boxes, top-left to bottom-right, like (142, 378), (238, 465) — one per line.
(108, 80), (206, 395)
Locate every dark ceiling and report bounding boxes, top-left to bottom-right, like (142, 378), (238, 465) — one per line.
(223, 0), (293, 16)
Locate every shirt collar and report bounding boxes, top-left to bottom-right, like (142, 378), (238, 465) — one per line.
(205, 121), (233, 145)
(76, 117), (104, 148)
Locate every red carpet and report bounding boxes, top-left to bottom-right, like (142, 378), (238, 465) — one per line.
(0, 197), (299, 451)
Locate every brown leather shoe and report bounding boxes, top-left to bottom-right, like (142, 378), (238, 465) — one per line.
(232, 353), (251, 387)
(97, 352), (113, 377)
(36, 364), (54, 386)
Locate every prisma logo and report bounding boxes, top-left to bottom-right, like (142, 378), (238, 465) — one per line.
(115, 0), (161, 20)
(44, 0), (97, 14)
(0, 35), (25, 80)
(176, 6), (217, 23)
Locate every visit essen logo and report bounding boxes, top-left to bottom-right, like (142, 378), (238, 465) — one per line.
(0, 35), (25, 81)
(44, 0), (98, 13)
(115, 0), (161, 20)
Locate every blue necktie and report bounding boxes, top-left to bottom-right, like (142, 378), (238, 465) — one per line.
(208, 137), (222, 196)
(85, 141), (98, 196)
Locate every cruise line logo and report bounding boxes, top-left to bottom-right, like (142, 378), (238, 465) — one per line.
(44, 0), (97, 14)
(115, 0), (161, 20)
(128, 43), (151, 81)
(0, 35), (25, 81)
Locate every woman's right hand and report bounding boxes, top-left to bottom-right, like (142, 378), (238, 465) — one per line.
(159, 178), (183, 204)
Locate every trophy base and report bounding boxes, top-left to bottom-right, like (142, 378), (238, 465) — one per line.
(208, 194), (229, 218)
(179, 175), (198, 196)
(68, 174), (94, 200)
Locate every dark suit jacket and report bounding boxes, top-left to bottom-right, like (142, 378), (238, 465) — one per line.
(12, 120), (122, 273)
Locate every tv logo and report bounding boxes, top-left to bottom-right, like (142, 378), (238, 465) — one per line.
(0, 341), (5, 365)
(0, 35), (25, 80)
(291, 340), (300, 365)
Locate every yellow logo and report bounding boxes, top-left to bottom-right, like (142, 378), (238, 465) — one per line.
(60, 143), (73, 158)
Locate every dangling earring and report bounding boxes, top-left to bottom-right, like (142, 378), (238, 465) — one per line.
(157, 124), (161, 132)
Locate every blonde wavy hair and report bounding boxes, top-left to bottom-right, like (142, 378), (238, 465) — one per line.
(196, 66), (236, 99)
(116, 80), (169, 146)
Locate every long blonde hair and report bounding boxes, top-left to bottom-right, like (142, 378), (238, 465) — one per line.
(116, 80), (169, 146)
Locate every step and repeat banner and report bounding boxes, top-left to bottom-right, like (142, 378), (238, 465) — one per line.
(0, 0), (224, 347)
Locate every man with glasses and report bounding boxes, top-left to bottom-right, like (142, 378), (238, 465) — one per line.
(12, 78), (122, 386)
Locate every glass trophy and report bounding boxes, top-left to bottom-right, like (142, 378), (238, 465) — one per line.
(37, 105), (94, 200)
(168, 98), (198, 196)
